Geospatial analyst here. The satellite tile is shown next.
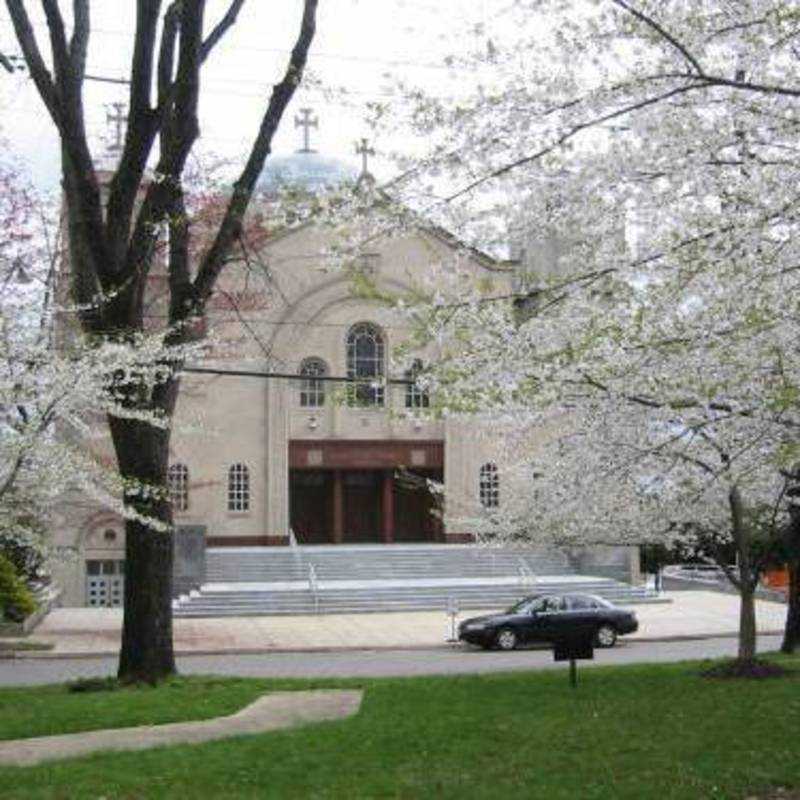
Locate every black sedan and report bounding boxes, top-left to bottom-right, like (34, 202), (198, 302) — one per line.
(458, 593), (638, 650)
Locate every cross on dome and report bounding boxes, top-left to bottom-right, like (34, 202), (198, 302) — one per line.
(295, 107), (318, 153)
(355, 137), (375, 176)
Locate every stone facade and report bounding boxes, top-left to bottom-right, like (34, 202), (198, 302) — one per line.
(56, 205), (524, 606)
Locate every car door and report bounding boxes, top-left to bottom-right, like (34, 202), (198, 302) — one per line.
(529, 595), (568, 642)
(564, 594), (600, 641)
(508, 597), (541, 643)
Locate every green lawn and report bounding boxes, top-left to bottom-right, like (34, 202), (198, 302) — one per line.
(0, 658), (799, 799)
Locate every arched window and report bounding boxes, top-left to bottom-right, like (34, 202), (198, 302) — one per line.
(405, 359), (430, 409)
(299, 357), (328, 407)
(346, 322), (385, 406)
(227, 463), (250, 512)
(479, 462), (499, 508)
(168, 463), (189, 512)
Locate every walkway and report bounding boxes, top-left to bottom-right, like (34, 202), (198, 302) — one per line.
(12, 590), (788, 657)
(0, 690), (363, 767)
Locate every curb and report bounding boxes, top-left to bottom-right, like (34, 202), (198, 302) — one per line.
(4, 630), (787, 660)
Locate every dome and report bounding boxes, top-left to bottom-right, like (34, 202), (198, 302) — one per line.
(257, 151), (359, 195)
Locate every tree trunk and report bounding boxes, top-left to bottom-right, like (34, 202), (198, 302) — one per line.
(108, 378), (179, 684)
(729, 484), (757, 664)
(738, 584), (757, 662)
(781, 561), (800, 654)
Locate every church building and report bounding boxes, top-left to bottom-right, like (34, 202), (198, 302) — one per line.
(53, 112), (528, 607)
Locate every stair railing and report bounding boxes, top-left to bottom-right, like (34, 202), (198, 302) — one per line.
(308, 563), (320, 614)
(518, 559), (537, 592)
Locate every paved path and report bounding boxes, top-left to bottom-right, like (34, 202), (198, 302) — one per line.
(0, 635), (785, 686)
(13, 590), (788, 657)
(0, 690), (363, 766)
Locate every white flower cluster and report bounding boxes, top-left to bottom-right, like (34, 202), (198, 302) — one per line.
(380, 1), (800, 556)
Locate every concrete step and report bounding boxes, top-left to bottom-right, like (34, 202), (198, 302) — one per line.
(174, 581), (655, 617)
(177, 544), (642, 618)
(204, 546), (578, 584)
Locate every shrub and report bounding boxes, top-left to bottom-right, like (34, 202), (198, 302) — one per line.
(0, 554), (37, 622)
(0, 535), (48, 586)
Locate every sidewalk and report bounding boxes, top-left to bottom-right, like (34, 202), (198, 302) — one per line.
(0, 690), (363, 766)
(5, 590), (789, 657)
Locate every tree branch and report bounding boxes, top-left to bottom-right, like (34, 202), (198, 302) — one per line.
(157, 2), (180, 106)
(4, 1), (60, 118)
(194, 0), (319, 303)
(119, 1), (206, 323)
(106, 0), (163, 265)
(201, 0), (246, 62)
(69, 0), (90, 75)
(41, 0), (71, 88)
(445, 82), (709, 201)
(610, 0), (705, 75)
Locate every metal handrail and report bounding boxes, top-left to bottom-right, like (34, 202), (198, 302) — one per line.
(308, 563), (319, 613)
(662, 563), (731, 584)
(518, 558), (537, 590)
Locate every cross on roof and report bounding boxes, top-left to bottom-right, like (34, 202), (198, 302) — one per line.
(105, 102), (128, 152)
(355, 138), (375, 176)
(295, 107), (318, 153)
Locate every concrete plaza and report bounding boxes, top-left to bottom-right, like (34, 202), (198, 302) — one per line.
(6, 590), (788, 657)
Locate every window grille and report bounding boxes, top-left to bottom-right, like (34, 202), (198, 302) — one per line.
(168, 463), (189, 511)
(479, 462), (500, 508)
(228, 463), (250, 512)
(405, 359), (430, 408)
(346, 322), (385, 406)
(299, 357), (327, 407)
(85, 560), (125, 607)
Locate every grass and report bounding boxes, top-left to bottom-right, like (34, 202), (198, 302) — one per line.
(0, 657), (799, 799)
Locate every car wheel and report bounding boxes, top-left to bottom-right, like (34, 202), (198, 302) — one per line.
(495, 628), (518, 651)
(595, 624), (617, 648)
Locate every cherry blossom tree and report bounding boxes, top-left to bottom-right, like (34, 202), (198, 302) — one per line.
(378, 1), (800, 663)
(0, 153), (198, 569)
(442, 400), (791, 664)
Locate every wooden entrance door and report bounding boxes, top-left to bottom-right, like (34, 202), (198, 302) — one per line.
(343, 471), (381, 543)
(290, 470), (332, 544)
(394, 469), (443, 542)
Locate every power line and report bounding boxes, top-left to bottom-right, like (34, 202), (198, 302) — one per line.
(182, 366), (414, 385)
(0, 19), (453, 71)
(141, 315), (414, 331)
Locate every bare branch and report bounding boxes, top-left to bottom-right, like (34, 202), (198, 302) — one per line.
(41, 0), (72, 87)
(610, 0), (705, 75)
(69, 0), (90, 75)
(194, 0), (319, 303)
(0, 51), (16, 72)
(157, 2), (180, 105)
(106, 1), (164, 260)
(201, 0), (246, 62)
(119, 1), (207, 320)
(4, 1), (60, 118)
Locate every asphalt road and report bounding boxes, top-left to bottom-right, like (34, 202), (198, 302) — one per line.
(0, 635), (785, 686)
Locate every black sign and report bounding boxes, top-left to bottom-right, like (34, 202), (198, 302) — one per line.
(553, 640), (594, 661)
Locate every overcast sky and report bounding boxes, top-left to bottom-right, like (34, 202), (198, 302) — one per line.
(0, 1), (493, 190)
